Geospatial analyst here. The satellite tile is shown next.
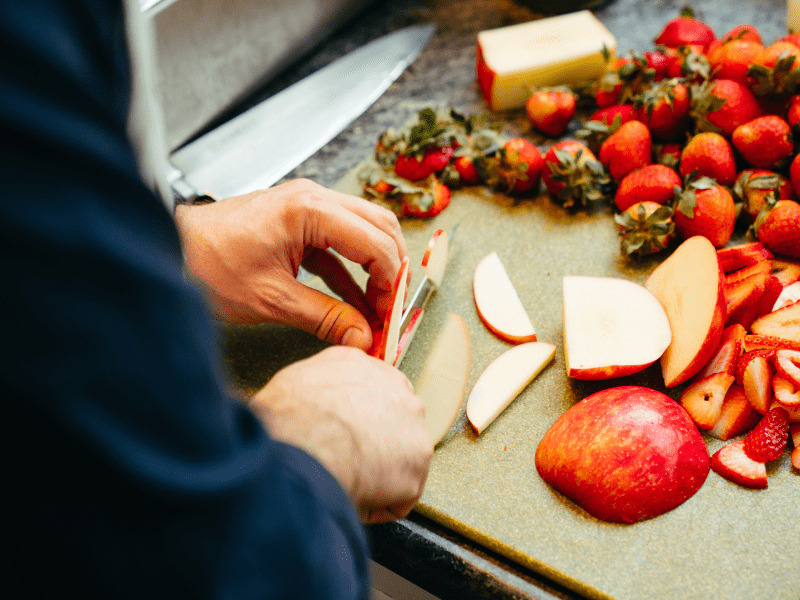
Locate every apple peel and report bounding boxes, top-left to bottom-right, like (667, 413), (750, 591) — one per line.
(421, 229), (448, 288)
(375, 256), (410, 364)
(466, 342), (555, 435)
(473, 252), (537, 344)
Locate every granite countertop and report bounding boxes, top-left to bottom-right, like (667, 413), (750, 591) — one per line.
(219, 1), (796, 599)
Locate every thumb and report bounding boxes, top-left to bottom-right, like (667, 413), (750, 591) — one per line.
(279, 278), (373, 351)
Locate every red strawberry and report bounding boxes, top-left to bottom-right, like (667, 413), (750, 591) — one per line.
(743, 406), (790, 462)
(599, 120), (652, 182)
(710, 440), (768, 488)
(402, 180), (451, 218)
(709, 384), (761, 440)
(643, 50), (670, 81)
(792, 423), (800, 469)
(589, 104), (635, 126)
(722, 24), (763, 44)
(394, 154), (434, 181)
(717, 241), (773, 273)
(614, 201), (675, 256)
(679, 132), (737, 187)
(663, 44), (710, 82)
(614, 164), (681, 212)
(751, 300), (800, 343)
(724, 270), (769, 329)
(525, 87), (576, 137)
(773, 375), (800, 408)
(690, 79), (762, 137)
(673, 175), (736, 247)
(654, 7), (716, 52)
(737, 350), (774, 413)
(542, 140), (609, 208)
(748, 42), (800, 113)
(654, 142), (682, 169)
(791, 153), (800, 198)
(733, 169), (794, 223)
(422, 145), (455, 173)
(752, 198), (800, 259)
(498, 138), (543, 193)
(732, 116), (794, 170)
(594, 55), (655, 108)
(707, 39), (764, 86)
(775, 348), (800, 387)
(453, 155), (481, 185)
(632, 79), (691, 141)
(743, 334), (800, 353)
(781, 33), (800, 48)
(787, 94), (800, 135)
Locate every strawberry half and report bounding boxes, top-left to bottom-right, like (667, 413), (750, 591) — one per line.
(736, 351), (773, 414)
(717, 242), (773, 274)
(750, 300), (800, 342)
(775, 348), (800, 386)
(791, 423), (800, 469)
(710, 440), (768, 488)
(709, 384), (761, 441)
(743, 406), (790, 462)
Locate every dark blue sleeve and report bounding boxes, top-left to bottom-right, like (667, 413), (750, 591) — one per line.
(0, 2), (369, 598)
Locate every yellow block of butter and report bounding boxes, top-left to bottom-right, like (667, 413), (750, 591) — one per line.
(477, 10), (617, 111)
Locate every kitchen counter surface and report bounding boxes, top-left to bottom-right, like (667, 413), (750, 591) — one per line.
(219, 1), (797, 599)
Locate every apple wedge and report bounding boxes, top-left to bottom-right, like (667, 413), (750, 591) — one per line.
(414, 313), (471, 445)
(562, 276), (671, 380)
(646, 235), (727, 387)
(373, 256), (409, 364)
(421, 229), (448, 288)
(466, 342), (556, 435)
(473, 252), (537, 344)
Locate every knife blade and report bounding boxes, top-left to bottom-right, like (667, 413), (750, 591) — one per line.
(169, 23), (436, 201)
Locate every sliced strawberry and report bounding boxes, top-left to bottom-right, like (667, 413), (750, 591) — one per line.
(679, 371), (735, 429)
(720, 323), (747, 345)
(737, 353), (774, 414)
(772, 257), (800, 286)
(716, 242), (773, 273)
(710, 440), (768, 489)
(743, 334), (800, 353)
(724, 271), (768, 328)
(750, 300), (800, 342)
(752, 276), (784, 321)
(743, 406), (790, 462)
(773, 281), (800, 311)
(792, 423), (800, 468)
(695, 336), (742, 380)
(775, 349), (800, 387)
(773, 375), (800, 408)
(793, 446), (800, 469)
(709, 384), (762, 440)
(724, 260), (773, 286)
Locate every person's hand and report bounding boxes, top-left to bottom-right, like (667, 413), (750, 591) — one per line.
(174, 179), (409, 351)
(248, 346), (433, 523)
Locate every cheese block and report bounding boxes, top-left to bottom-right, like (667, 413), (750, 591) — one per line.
(476, 10), (616, 111)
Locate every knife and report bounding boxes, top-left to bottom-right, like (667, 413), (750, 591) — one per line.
(168, 23), (437, 202)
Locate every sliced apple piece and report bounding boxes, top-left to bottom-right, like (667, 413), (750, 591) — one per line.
(710, 440), (768, 489)
(473, 252), (536, 344)
(646, 236), (727, 387)
(563, 276), (671, 380)
(466, 342), (555, 434)
(709, 384), (761, 440)
(393, 307), (424, 367)
(374, 256), (410, 363)
(414, 313), (471, 445)
(750, 300), (800, 342)
(679, 371), (735, 430)
(421, 229), (448, 288)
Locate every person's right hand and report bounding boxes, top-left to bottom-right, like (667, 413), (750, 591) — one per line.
(248, 346), (433, 523)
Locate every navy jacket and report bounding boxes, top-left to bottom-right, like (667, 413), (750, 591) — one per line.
(1, 1), (369, 597)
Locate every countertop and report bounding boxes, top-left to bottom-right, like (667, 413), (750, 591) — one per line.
(218, 1), (797, 599)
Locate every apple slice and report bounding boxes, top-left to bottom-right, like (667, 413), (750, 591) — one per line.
(414, 313), (471, 445)
(473, 252), (537, 344)
(374, 256), (410, 363)
(393, 307), (424, 367)
(710, 440), (768, 489)
(709, 384), (761, 440)
(563, 276), (671, 380)
(679, 371), (735, 430)
(421, 229), (448, 288)
(466, 342), (556, 435)
(646, 236), (727, 387)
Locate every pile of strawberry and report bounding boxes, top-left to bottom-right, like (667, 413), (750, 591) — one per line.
(677, 241), (800, 487)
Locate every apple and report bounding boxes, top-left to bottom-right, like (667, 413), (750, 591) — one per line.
(421, 229), (448, 288)
(393, 307), (424, 367)
(466, 342), (555, 435)
(414, 313), (471, 444)
(535, 386), (710, 524)
(562, 275), (671, 380)
(473, 252), (537, 344)
(646, 235), (727, 387)
(373, 256), (409, 363)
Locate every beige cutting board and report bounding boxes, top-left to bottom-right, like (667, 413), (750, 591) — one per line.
(221, 167), (800, 600)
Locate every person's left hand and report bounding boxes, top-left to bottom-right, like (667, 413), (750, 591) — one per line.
(174, 179), (409, 351)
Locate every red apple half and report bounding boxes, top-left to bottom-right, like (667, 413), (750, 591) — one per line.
(473, 252), (537, 344)
(421, 229), (449, 288)
(563, 276), (671, 380)
(466, 342), (556, 434)
(646, 236), (727, 387)
(414, 313), (472, 444)
(374, 256), (410, 364)
(535, 386), (710, 524)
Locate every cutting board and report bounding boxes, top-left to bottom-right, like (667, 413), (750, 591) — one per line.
(221, 167), (800, 600)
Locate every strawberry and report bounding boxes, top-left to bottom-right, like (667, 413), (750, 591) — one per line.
(724, 271), (769, 329)
(709, 384), (762, 440)
(394, 153), (434, 181)
(750, 299), (800, 342)
(690, 79), (762, 137)
(542, 140), (610, 208)
(632, 79), (691, 142)
(792, 423), (800, 469)
(453, 155), (481, 185)
(402, 179), (451, 218)
(717, 241), (773, 273)
(775, 348), (800, 387)
(737, 351), (774, 413)
(594, 54), (655, 108)
(614, 164), (681, 212)
(695, 334), (743, 380)
(773, 376), (800, 411)
(752, 197), (800, 259)
(743, 334), (800, 353)
(781, 33), (800, 48)
(743, 406), (790, 462)
(707, 39), (764, 86)
(710, 440), (768, 488)
(679, 132), (737, 187)
(654, 7), (716, 52)
(673, 175), (736, 247)
(598, 120), (652, 182)
(732, 116), (793, 170)
(422, 145), (455, 173)
(733, 169), (794, 223)
(748, 42), (800, 113)
(588, 104), (635, 126)
(772, 257), (800, 286)
(615, 201), (675, 256)
(788, 94), (800, 136)
(643, 50), (670, 81)
(722, 24), (762, 45)
(654, 143), (682, 169)
(753, 275), (784, 320)
(478, 138), (544, 194)
(663, 44), (710, 82)
(724, 258), (772, 287)
(791, 153), (800, 198)
(525, 87), (576, 137)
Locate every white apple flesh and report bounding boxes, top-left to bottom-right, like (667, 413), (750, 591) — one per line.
(421, 229), (448, 288)
(414, 313), (472, 445)
(562, 276), (671, 380)
(466, 342), (556, 434)
(473, 252), (537, 344)
(375, 256), (409, 363)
